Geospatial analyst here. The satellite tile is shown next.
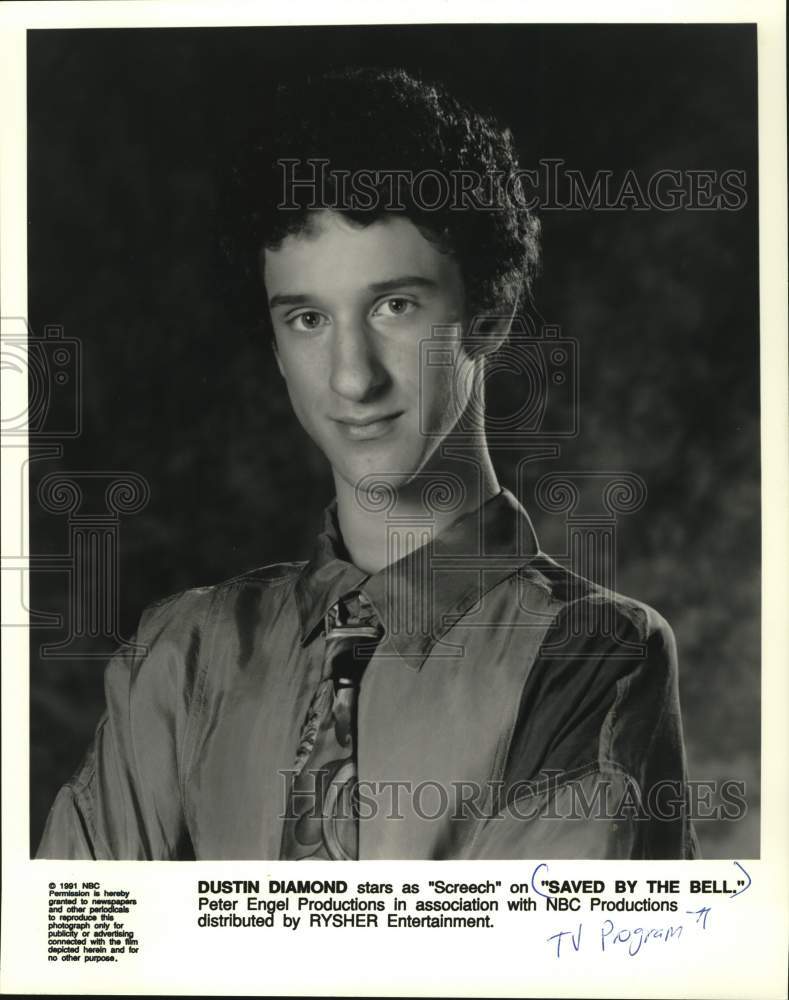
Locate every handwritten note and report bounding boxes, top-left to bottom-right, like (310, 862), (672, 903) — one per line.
(536, 861), (750, 959)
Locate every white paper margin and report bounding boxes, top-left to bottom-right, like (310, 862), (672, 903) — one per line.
(1, 2), (786, 997)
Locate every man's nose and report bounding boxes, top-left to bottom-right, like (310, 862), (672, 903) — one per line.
(328, 320), (389, 402)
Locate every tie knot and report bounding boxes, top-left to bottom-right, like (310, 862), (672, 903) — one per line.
(325, 590), (382, 637)
(324, 591), (384, 689)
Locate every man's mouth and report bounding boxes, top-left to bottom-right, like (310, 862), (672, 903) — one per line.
(333, 412), (404, 440)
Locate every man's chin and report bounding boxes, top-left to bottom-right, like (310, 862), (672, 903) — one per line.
(333, 460), (430, 508)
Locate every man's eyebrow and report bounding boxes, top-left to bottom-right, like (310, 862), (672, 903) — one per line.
(368, 276), (438, 294)
(268, 293), (311, 309)
(268, 276), (438, 310)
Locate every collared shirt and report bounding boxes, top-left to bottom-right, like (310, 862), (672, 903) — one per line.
(36, 488), (698, 860)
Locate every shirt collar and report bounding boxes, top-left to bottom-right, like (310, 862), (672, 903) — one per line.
(294, 487), (540, 671)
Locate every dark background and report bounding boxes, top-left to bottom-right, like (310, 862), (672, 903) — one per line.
(27, 24), (760, 857)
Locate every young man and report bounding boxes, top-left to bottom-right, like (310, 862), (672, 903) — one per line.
(37, 68), (697, 860)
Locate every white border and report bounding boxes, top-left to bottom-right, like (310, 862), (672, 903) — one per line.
(1, 2), (786, 997)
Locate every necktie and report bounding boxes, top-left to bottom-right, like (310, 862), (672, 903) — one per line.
(280, 590), (384, 860)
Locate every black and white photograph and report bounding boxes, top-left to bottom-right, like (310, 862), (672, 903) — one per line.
(23, 23), (760, 862)
(1, 4), (787, 997)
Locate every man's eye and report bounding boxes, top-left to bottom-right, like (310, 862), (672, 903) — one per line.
(288, 310), (328, 332)
(373, 297), (416, 318)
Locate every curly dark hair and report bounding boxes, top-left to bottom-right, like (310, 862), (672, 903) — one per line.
(221, 67), (541, 326)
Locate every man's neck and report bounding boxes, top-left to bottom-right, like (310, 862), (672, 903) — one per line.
(333, 441), (501, 575)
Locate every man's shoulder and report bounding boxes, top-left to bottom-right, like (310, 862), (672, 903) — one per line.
(137, 560), (307, 630)
(518, 552), (674, 646)
(100, 561), (309, 698)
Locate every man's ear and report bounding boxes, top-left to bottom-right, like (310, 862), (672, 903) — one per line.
(271, 336), (286, 380)
(464, 310), (515, 358)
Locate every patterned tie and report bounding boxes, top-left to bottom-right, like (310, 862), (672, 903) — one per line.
(280, 590), (384, 860)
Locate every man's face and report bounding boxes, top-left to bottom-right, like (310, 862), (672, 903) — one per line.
(264, 210), (478, 494)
